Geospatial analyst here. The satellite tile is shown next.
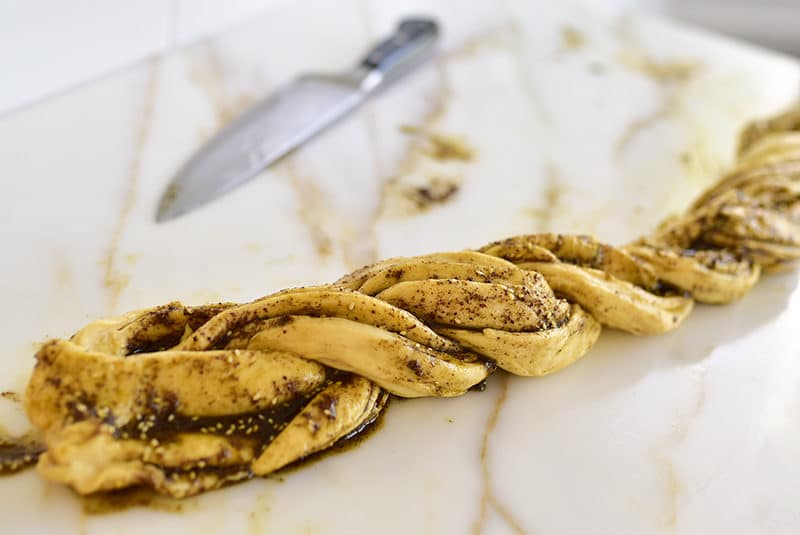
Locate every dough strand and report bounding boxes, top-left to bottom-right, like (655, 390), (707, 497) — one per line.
(3, 104), (799, 497)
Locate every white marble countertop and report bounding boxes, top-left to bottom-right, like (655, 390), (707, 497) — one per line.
(1, 0), (799, 533)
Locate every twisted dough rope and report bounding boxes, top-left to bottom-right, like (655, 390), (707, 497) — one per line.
(4, 105), (800, 498)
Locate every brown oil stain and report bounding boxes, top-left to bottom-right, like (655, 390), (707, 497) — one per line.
(620, 51), (701, 85)
(402, 176), (463, 211)
(381, 100), (475, 216)
(282, 157), (334, 258)
(370, 58), (452, 226)
(399, 126), (475, 162)
(81, 487), (198, 515)
(124, 253), (142, 265)
(248, 491), (271, 535)
(426, 134), (474, 161)
(275, 399), (388, 477)
(1, 392), (20, 404)
(560, 25), (586, 51)
(246, 243), (264, 253)
(102, 60), (160, 313)
(384, 174), (464, 216)
(473, 376), (526, 535)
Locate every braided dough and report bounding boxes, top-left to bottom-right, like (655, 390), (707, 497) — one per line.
(4, 105), (800, 498)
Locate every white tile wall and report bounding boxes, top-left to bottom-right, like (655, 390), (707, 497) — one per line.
(4, 0), (792, 117)
(662, 0), (800, 56)
(0, 0), (286, 115)
(172, 0), (285, 45)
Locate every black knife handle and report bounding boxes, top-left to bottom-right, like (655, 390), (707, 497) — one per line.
(360, 18), (439, 87)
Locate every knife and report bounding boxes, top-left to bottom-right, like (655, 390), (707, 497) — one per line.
(156, 17), (439, 222)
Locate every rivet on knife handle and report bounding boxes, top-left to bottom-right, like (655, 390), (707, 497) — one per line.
(360, 18), (439, 90)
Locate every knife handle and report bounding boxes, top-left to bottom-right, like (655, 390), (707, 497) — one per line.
(360, 18), (439, 89)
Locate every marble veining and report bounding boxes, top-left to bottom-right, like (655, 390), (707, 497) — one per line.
(473, 376), (525, 535)
(102, 61), (160, 314)
(1, 0), (799, 533)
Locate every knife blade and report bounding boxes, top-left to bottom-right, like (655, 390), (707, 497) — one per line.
(156, 17), (439, 222)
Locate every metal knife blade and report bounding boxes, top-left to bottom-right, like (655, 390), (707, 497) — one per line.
(157, 17), (439, 222)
